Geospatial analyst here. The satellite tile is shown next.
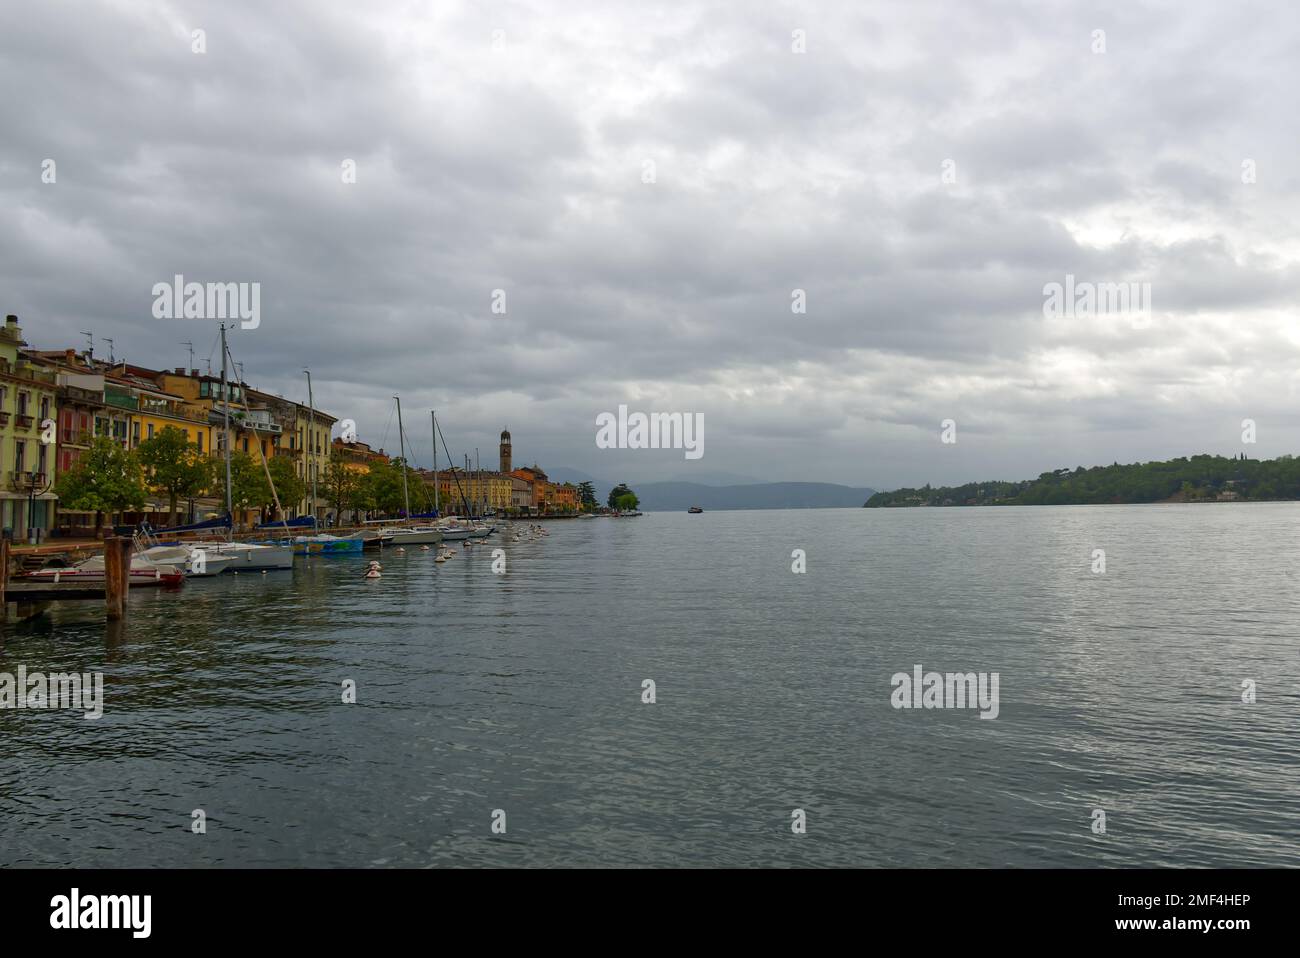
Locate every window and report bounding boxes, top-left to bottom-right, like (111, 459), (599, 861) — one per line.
(15, 441), (24, 474)
(0, 386), (6, 409)
(261, 440), (268, 459)
(17, 392), (28, 416)
(147, 423), (155, 440)
(40, 397), (50, 420)
(132, 421), (140, 446)
(197, 432), (204, 453)
(242, 438), (249, 453)
(37, 443), (47, 475)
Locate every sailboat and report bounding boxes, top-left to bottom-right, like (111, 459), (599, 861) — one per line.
(379, 396), (444, 545)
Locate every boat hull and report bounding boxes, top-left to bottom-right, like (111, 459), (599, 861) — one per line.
(383, 529), (443, 545)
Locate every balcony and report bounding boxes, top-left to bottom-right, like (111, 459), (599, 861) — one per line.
(15, 414), (34, 429)
(104, 392), (138, 412)
(8, 471), (48, 492)
(0, 412), (8, 427)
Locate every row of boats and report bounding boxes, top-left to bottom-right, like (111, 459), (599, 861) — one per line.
(20, 517), (500, 585)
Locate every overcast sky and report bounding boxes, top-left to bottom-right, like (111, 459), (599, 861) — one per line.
(2, 0), (1298, 490)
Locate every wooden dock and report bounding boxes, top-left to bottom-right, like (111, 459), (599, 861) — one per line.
(1, 538), (138, 622)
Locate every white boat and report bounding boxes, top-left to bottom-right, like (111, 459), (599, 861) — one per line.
(436, 517), (482, 540)
(151, 539), (294, 570)
(138, 544), (238, 577)
(24, 552), (185, 584)
(204, 540), (295, 570)
(380, 525), (443, 545)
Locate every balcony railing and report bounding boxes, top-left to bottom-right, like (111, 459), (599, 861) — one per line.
(104, 393), (138, 411)
(15, 414), (34, 429)
(8, 470), (48, 491)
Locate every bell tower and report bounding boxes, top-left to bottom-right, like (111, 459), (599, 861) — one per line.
(499, 428), (512, 474)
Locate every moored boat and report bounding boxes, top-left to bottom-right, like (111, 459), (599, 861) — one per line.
(290, 534), (366, 555)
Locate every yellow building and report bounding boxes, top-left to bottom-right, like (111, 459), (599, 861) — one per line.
(435, 467), (511, 514)
(291, 405), (337, 520)
(150, 369), (278, 463)
(0, 315), (60, 538)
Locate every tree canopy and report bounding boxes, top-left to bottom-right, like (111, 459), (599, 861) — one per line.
(865, 454), (1292, 507)
(137, 425), (214, 525)
(607, 482), (638, 510)
(54, 437), (147, 531)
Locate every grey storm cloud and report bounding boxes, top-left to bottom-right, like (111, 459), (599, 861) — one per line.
(2, 0), (1298, 490)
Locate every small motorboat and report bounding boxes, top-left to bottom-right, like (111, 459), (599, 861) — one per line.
(21, 553), (185, 586)
(688, 506), (703, 514)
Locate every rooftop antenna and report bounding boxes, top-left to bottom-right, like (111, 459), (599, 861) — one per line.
(104, 337), (115, 365)
(79, 331), (93, 359)
(182, 340), (194, 372)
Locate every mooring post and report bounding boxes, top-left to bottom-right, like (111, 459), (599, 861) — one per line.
(0, 538), (9, 622)
(104, 536), (129, 620)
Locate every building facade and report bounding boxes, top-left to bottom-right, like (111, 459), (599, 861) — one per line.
(0, 316), (59, 539)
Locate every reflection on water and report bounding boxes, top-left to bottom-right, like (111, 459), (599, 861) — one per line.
(1, 505), (1298, 867)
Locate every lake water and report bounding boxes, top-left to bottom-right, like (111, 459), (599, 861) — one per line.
(2, 505), (1297, 867)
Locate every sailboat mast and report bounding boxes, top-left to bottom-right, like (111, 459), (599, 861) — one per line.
(220, 323), (232, 518)
(431, 410), (438, 515)
(305, 368), (317, 524)
(395, 395), (411, 519)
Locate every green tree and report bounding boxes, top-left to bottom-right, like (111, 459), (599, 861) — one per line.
(607, 482), (637, 510)
(217, 451), (268, 516)
(54, 437), (147, 535)
(325, 449), (362, 523)
(262, 456), (306, 519)
(577, 480), (597, 511)
(363, 458), (407, 515)
(137, 425), (214, 526)
(614, 491), (639, 511)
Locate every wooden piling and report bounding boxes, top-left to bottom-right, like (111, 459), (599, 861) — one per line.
(104, 536), (130, 620)
(0, 538), (8, 622)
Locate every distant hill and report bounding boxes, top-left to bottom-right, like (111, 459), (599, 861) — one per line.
(864, 453), (1283, 507)
(636, 481), (876, 512)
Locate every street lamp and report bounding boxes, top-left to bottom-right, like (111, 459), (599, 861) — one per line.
(25, 470), (52, 545)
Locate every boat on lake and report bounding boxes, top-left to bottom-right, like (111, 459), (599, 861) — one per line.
(290, 534), (366, 555)
(378, 525), (443, 545)
(21, 553), (185, 586)
(688, 506), (703, 514)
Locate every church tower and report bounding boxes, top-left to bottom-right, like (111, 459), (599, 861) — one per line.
(499, 428), (512, 474)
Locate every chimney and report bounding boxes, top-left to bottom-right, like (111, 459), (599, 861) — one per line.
(66, 348), (76, 363)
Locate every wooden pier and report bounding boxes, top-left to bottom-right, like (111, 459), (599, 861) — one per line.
(1, 537), (139, 622)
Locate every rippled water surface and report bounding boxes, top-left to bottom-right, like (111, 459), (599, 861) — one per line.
(2, 505), (1298, 867)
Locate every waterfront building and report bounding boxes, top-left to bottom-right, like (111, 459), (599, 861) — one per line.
(291, 403), (337, 522)
(332, 438), (389, 474)
(552, 482), (579, 514)
(25, 348), (135, 533)
(511, 465), (553, 513)
(0, 316), (60, 539)
(510, 475), (531, 514)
